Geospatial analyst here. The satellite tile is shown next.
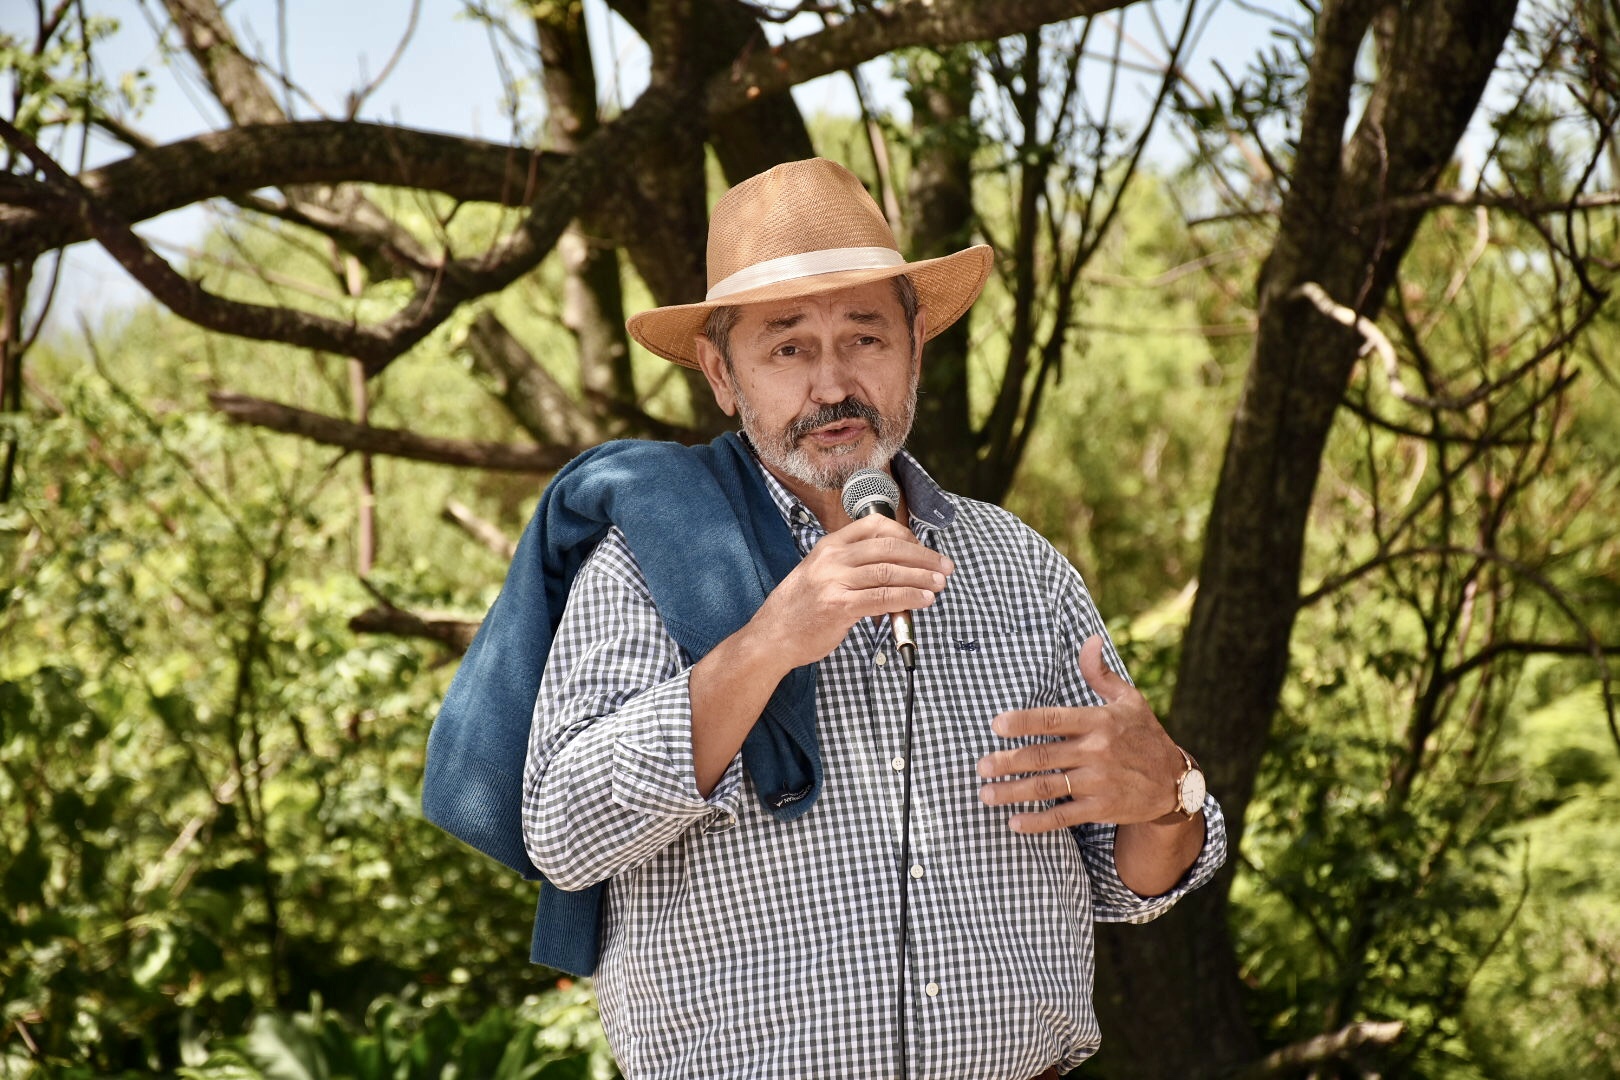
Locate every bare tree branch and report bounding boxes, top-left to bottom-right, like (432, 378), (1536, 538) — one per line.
(1441, 639), (1620, 686)
(0, 90), (675, 373)
(2, 0), (1138, 272)
(441, 499), (517, 559)
(159, 0), (288, 125)
(158, 0), (436, 270)
(1297, 280), (1609, 415)
(0, 121), (559, 263)
(1358, 188), (1620, 218)
(462, 311), (604, 446)
(705, 0), (1135, 114)
(208, 391), (575, 472)
(1232, 1021), (1406, 1080)
(536, 0), (637, 405)
(349, 605), (478, 651)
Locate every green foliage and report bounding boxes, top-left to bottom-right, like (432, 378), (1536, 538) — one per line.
(1232, 656), (1620, 1078)
(1005, 174), (1236, 616)
(5, 12), (1617, 1070)
(173, 985), (615, 1080)
(1235, 629), (1523, 1076)
(0, 338), (547, 1073)
(1462, 680), (1620, 1077)
(1, 13), (145, 140)
(1216, 154), (1620, 1073)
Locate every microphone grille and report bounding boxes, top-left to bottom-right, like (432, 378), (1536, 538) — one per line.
(841, 468), (900, 520)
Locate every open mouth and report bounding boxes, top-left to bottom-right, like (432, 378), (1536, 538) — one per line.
(805, 420), (867, 444)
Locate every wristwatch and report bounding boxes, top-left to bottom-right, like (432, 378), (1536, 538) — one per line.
(1172, 747), (1206, 818)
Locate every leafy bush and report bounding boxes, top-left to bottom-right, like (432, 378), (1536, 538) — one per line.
(175, 985), (616, 1080)
(1, 361), (548, 1073)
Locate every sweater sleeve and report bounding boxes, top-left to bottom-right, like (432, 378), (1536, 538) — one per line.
(521, 528), (744, 891)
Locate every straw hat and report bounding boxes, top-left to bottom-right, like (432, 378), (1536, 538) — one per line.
(627, 158), (993, 368)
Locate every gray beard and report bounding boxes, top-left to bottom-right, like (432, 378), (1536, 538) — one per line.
(736, 385), (917, 492)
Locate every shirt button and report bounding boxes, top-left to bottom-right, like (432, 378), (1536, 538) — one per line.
(910, 864), (925, 879)
(924, 982), (940, 997)
(874, 652), (888, 667)
(891, 756), (906, 772)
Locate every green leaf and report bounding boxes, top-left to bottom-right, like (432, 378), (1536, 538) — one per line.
(406, 1005), (463, 1079)
(461, 1010), (525, 1079)
(531, 1056), (591, 1080)
(132, 924), (178, 988)
(246, 1014), (331, 1080)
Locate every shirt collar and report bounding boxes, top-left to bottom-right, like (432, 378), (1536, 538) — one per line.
(738, 432), (958, 535)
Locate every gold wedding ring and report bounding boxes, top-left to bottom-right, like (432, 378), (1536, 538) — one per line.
(1063, 772), (1073, 799)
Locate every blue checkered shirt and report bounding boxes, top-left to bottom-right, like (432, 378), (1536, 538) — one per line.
(522, 448), (1226, 1079)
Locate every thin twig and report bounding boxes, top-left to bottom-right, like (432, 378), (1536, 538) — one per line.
(442, 498), (516, 559)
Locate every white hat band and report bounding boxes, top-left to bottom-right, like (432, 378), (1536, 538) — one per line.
(705, 246), (907, 301)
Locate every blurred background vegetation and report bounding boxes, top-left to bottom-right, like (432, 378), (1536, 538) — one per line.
(3, 1), (1618, 1077)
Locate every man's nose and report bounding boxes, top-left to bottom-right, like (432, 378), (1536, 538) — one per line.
(806, 351), (857, 403)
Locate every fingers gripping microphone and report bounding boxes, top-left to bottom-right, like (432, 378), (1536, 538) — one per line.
(841, 468), (918, 670)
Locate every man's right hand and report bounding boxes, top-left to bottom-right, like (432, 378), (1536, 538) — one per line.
(746, 513), (953, 674)
(688, 513), (950, 795)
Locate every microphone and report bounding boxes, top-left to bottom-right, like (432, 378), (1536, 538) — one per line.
(841, 468), (918, 669)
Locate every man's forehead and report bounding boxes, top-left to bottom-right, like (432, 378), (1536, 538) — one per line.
(738, 281), (903, 332)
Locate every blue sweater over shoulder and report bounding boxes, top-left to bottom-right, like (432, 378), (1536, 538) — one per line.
(421, 432), (819, 976)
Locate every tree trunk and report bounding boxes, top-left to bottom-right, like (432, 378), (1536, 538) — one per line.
(904, 46), (980, 495)
(605, 0), (817, 433)
(537, 1), (636, 407)
(1091, 0), (1522, 1074)
(0, 261), (32, 502)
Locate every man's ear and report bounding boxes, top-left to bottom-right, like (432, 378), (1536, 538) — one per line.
(911, 307), (928, 373)
(693, 335), (738, 417)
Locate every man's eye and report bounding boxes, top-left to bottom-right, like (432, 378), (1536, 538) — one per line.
(855, 336), (879, 346)
(776, 344), (800, 357)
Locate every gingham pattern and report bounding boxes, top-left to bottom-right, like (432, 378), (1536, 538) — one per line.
(522, 451), (1227, 1080)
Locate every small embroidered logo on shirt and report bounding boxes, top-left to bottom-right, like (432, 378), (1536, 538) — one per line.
(953, 638), (981, 653)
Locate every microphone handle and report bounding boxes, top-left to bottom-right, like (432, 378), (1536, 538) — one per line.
(892, 611), (917, 668)
(852, 503), (918, 670)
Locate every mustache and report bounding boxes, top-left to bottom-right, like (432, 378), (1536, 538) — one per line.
(786, 397), (883, 443)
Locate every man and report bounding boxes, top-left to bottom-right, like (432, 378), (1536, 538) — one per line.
(516, 159), (1226, 1078)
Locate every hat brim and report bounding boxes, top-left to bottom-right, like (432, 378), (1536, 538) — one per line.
(627, 245), (994, 368)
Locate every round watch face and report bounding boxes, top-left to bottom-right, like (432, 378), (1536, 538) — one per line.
(1179, 769), (1207, 815)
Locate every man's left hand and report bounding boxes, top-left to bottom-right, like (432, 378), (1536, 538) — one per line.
(976, 634), (1185, 834)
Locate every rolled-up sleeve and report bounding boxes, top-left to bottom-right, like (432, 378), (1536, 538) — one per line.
(521, 529), (743, 891)
(1074, 796), (1229, 923)
(1045, 559), (1229, 922)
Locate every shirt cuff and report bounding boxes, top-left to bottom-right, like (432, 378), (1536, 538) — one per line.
(610, 668), (744, 826)
(1085, 793), (1229, 924)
